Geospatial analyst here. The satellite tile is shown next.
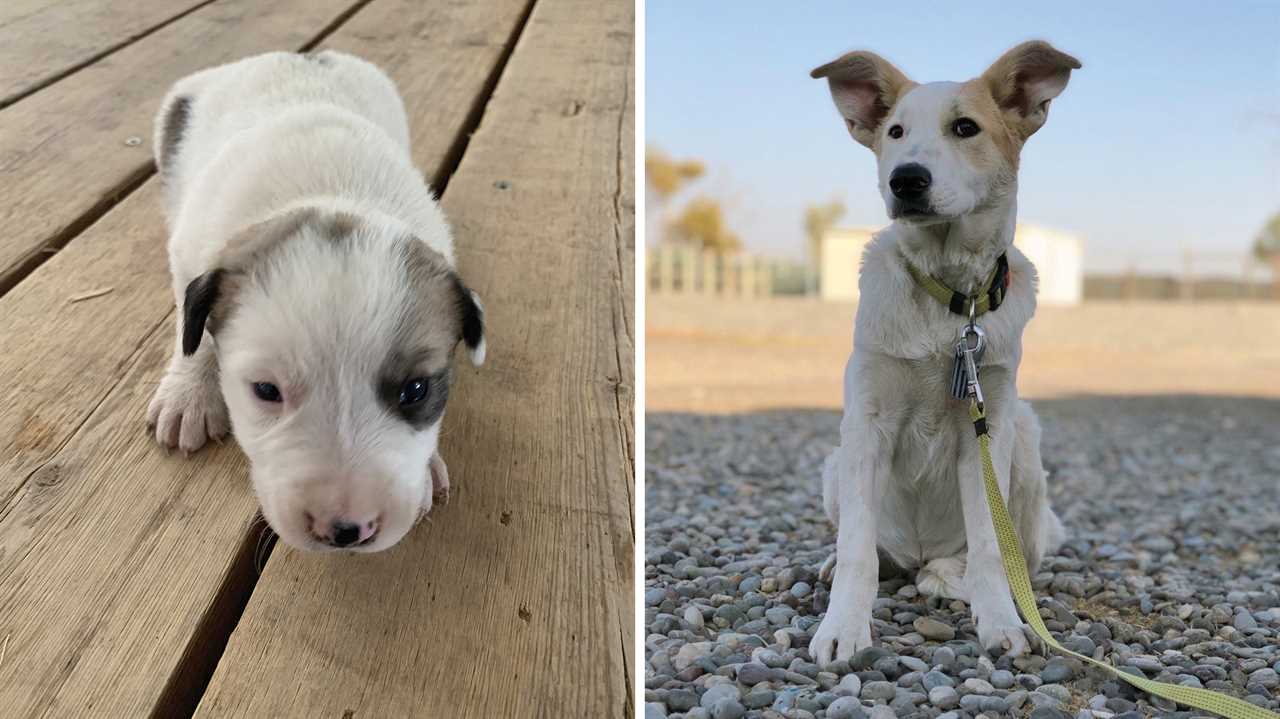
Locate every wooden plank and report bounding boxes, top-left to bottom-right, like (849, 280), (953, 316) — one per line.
(0, 0), (365, 297)
(193, 0), (635, 715)
(0, 0), (214, 109)
(0, 0), (537, 716)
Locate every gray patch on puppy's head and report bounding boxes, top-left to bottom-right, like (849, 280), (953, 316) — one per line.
(158, 95), (192, 177)
(373, 238), (470, 429)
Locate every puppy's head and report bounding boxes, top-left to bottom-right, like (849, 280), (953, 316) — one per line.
(812, 41), (1080, 223)
(182, 207), (485, 552)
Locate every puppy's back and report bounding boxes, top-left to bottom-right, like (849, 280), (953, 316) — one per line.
(155, 51), (410, 219)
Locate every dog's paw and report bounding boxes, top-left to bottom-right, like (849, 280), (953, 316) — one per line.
(808, 610), (872, 666)
(428, 452), (450, 505)
(976, 619), (1031, 657)
(146, 369), (229, 453)
(916, 556), (968, 600)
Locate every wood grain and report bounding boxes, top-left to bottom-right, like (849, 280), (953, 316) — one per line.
(0, 0), (214, 109)
(0, 181), (265, 718)
(193, 0), (636, 715)
(0, 0), (362, 297)
(0, 0), (550, 716)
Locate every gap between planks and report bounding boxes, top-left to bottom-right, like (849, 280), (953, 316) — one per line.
(150, 1), (542, 715)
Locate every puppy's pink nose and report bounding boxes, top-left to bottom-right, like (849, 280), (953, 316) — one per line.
(309, 514), (378, 548)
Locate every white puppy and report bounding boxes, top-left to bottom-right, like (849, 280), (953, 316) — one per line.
(807, 42), (1079, 661)
(146, 51), (486, 553)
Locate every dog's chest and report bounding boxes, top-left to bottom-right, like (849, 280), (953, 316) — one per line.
(891, 365), (965, 486)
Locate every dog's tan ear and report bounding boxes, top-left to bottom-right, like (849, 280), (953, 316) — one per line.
(811, 51), (914, 149)
(981, 41), (1081, 140)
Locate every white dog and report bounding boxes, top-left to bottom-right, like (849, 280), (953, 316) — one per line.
(146, 51), (485, 553)
(807, 41), (1079, 662)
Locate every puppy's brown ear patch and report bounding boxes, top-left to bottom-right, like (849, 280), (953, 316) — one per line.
(811, 51), (915, 149)
(980, 40), (1081, 139)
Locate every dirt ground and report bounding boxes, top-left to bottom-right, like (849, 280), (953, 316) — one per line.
(646, 295), (1280, 413)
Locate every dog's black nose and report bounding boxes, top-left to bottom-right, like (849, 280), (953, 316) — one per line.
(889, 163), (932, 200)
(331, 521), (362, 547)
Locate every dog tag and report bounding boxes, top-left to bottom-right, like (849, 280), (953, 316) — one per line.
(950, 323), (986, 400)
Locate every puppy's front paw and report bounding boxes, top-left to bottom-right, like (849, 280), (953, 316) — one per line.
(808, 609), (872, 666)
(147, 369), (229, 453)
(428, 452), (450, 505)
(976, 618), (1030, 657)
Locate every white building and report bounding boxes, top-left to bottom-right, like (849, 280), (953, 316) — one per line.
(819, 223), (1084, 305)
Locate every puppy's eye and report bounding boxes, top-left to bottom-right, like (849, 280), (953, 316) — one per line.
(399, 377), (430, 406)
(952, 118), (981, 138)
(252, 382), (282, 403)
(887, 124), (904, 139)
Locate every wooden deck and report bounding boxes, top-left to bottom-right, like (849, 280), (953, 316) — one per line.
(0, 1), (634, 716)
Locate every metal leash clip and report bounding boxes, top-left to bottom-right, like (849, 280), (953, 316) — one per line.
(950, 299), (986, 410)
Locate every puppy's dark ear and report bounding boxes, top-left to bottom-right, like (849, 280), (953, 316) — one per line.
(454, 278), (486, 366)
(811, 51), (914, 149)
(182, 270), (225, 356)
(981, 41), (1081, 139)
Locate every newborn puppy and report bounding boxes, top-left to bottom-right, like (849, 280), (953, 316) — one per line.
(146, 51), (486, 553)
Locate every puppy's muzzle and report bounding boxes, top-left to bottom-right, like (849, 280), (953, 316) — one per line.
(889, 163), (932, 201)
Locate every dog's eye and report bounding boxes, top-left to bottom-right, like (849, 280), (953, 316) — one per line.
(952, 118), (981, 138)
(399, 377), (430, 406)
(252, 382), (282, 403)
(887, 124), (904, 139)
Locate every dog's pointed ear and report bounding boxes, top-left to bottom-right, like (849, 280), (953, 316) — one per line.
(182, 269), (225, 355)
(455, 280), (486, 366)
(811, 51), (914, 149)
(981, 41), (1081, 140)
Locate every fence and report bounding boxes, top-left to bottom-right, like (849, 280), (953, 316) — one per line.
(646, 244), (774, 298)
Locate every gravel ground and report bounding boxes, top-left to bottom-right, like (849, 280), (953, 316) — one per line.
(644, 397), (1280, 719)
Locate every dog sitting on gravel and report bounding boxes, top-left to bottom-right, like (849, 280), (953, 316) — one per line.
(806, 41), (1079, 662)
(146, 51), (485, 553)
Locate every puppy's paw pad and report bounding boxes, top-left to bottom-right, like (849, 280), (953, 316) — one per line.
(433, 487), (451, 506)
(808, 613), (872, 666)
(147, 372), (228, 453)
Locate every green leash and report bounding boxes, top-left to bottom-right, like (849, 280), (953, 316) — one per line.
(968, 400), (1277, 719)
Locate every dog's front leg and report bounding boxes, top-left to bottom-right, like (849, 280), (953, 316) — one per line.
(147, 316), (229, 453)
(809, 412), (891, 665)
(958, 399), (1028, 656)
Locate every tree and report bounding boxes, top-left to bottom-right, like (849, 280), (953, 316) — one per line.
(1254, 212), (1280, 296)
(668, 196), (741, 253)
(645, 149), (705, 203)
(803, 199), (846, 294)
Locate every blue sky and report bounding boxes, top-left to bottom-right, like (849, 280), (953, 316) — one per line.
(646, 1), (1280, 274)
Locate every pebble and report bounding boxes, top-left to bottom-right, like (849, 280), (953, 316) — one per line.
(928, 685), (959, 708)
(1041, 657), (1077, 683)
(963, 677), (995, 695)
(860, 680), (896, 703)
(913, 616), (956, 641)
(825, 696), (866, 719)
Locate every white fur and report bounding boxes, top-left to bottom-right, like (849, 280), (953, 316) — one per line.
(147, 51), (481, 553)
(809, 49), (1073, 663)
(876, 83), (989, 220)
